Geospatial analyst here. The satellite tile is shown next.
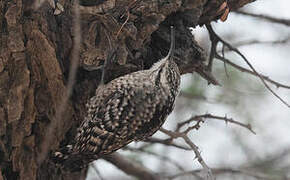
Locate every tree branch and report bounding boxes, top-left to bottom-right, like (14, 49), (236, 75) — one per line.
(206, 24), (290, 108)
(160, 128), (214, 180)
(124, 147), (185, 172)
(215, 54), (290, 89)
(168, 167), (276, 180)
(143, 137), (191, 151)
(236, 11), (290, 27)
(103, 153), (160, 180)
(177, 113), (256, 134)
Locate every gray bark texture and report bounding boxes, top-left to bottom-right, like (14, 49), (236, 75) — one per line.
(0, 0), (254, 179)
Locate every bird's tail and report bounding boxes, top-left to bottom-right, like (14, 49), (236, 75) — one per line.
(50, 144), (74, 164)
(50, 145), (97, 171)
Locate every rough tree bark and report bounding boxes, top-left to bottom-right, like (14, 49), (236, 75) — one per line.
(0, 0), (255, 179)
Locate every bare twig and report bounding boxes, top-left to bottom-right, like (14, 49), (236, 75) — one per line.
(179, 91), (207, 101)
(226, 37), (290, 49)
(124, 147), (186, 171)
(143, 137), (191, 150)
(207, 28), (219, 72)
(244, 148), (290, 170)
(168, 167), (276, 180)
(160, 128), (214, 180)
(103, 153), (160, 180)
(236, 11), (290, 27)
(116, 0), (141, 38)
(116, 11), (130, 38)
(221, 44), (230, 78)
(206, 24), (290, 108)
(91, 163), (105, 180)
(215, 54), (290, 89)
(177, 113), (256, 134)
(182, 135), (214, 180)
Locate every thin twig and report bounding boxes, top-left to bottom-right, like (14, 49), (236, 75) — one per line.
(220, 37), (290, 50)
(116, 10), (130, 38)
(160, 128), (214, 180)
(221, 44), (230, 78)
(91, 163), (105, 180)
(182, 135), (214, 180)
(103, 153), (160, 180)
(177, 113), (256, 134)
(215, 54), (290, 89)
(124, 147), (185, 171)
(143, 137), (191, 150)
(236, 11), (290, 27)
(207, 28), (219, 72)
(206, 24), (290, 108)
(168, 167), (275, 180)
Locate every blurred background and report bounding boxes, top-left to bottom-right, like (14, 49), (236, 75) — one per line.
(87, 1), (290, 179)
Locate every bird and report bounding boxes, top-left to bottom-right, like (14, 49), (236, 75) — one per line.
(52, 26), (181, 171)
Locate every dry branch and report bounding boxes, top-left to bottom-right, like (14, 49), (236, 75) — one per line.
(177, 113), (256, 134)
(160, 128), (214, 180)
(143, 137), (191, 151)
(236, 11), (290, 27)
(206, 24), (290, 108)
(103, 153), (160, 180)
(215, 54), (290, 89)
(124, 147), (186, 171)
(168, 167), (275, 180)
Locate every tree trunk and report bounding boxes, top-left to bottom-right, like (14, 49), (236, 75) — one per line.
(0, 0), (254, 179)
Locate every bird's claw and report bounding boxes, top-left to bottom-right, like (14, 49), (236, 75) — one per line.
(217, 1), (230, 22)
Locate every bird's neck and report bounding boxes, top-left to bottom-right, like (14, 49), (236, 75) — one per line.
(149, 59), (180, 97)
(150, 57), (168, 71)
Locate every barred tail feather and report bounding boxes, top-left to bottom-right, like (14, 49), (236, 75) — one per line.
(51, 145), (74, 164)
(51, 145), (97, 172)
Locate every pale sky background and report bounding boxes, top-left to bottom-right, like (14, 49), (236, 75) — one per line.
(87, 1), (290, 179)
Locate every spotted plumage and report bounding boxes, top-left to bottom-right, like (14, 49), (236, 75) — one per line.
(52, 27), (181, 171)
